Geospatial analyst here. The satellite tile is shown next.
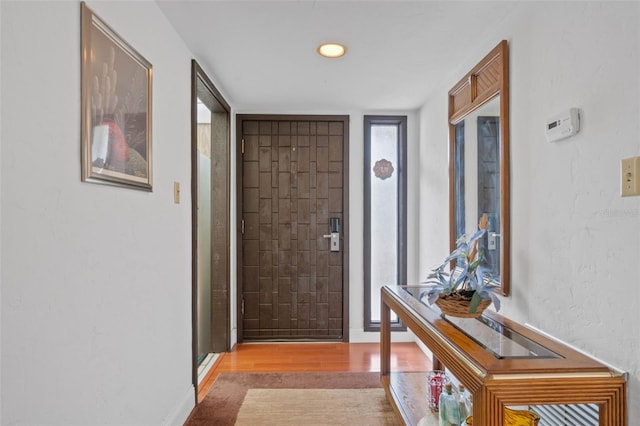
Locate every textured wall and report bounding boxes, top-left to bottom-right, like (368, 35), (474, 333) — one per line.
(419, 1), (640, 420)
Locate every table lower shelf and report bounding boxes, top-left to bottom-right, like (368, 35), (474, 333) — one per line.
(382, 372), (440, 426)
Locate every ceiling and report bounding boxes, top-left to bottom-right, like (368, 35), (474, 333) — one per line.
(157, 1), (519, 112)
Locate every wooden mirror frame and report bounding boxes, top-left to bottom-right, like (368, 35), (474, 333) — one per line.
(448, 40), (510, 296)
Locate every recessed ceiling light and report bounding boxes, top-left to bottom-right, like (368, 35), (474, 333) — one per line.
(317, 42), (347, 58)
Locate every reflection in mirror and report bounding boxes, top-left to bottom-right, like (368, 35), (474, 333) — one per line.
(196, 96), (213, 377)
(191, 60), (231, 396)
(453, 96), (501, 280)
(449, 40), (509, 296)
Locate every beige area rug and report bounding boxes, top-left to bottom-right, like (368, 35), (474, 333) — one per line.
(235, 388), (398, 426)
(184, 372), (403, 426)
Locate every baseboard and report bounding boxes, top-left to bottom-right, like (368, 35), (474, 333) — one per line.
(164, 385), (195, 426)
(230, 327), (238, 347)
(349, 328), (415, 343)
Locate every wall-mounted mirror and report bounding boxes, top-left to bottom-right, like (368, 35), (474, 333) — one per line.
(191, 60), (231, 399)
(449, 40), (510, 296)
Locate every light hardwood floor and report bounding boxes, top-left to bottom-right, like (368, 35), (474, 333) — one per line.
(198, 342), (431, 403)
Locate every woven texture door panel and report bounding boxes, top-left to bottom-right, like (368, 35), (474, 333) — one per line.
(241, 119), (345, 340)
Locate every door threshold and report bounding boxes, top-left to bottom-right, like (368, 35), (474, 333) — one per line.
(197, 353), (219, 384)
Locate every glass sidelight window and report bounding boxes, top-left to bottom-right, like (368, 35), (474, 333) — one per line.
(364, 116), (407, 331)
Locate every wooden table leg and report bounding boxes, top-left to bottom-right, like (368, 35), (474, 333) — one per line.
(432, 356), (443, 371)
(380, 298), (391, 377)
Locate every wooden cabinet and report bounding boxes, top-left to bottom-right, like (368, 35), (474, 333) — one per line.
(380, 285), (627, 425)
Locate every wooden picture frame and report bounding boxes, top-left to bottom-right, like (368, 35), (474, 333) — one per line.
(81, 2), (152, 190)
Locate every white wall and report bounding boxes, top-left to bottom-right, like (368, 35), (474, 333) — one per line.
(1, 1), (197, 424)
(3, 1), (637, 424)
(419, 1), (640, 420)
(0, 2), (419, 422)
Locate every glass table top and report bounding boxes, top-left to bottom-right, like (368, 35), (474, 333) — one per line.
(402, 286), (559, 359)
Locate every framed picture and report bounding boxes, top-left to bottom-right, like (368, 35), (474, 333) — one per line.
(81, 2), (152, 190)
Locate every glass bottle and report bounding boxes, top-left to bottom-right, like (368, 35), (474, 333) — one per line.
(456, 384), (472, 421)
(439, 382), (461, 426)
(427, 370), (447, 411)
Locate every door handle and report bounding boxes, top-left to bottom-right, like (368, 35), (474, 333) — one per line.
(323, 233), (340, 251)
(323, 218), (340, 252)
(488, 232), (501, 250)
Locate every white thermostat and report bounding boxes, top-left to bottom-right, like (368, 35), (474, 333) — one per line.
(546, 108), (580, 142)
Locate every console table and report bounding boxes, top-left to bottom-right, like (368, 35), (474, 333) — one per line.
(380, 285), (627, 425)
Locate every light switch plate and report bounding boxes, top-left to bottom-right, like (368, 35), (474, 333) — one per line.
(621, 156), (640, 197)
(174, 181), (181, 204)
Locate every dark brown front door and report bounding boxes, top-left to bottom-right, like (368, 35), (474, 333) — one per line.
(237, 115), (349, 341)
